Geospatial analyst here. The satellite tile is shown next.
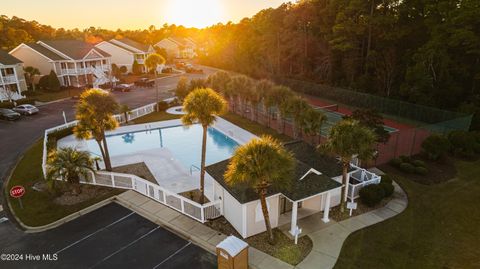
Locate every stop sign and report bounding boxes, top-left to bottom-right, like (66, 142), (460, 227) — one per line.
(10, 186), (25, 198)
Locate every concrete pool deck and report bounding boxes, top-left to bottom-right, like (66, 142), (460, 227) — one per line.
(57, 117), (257, 198)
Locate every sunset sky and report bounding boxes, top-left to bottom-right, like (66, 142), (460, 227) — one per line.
(2, 0), (289, 29)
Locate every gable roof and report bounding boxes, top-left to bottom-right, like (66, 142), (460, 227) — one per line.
(24, 43), (67, 61)
(205, 147), (343, 204)
(0, 50), (23, 65)
(40, 40), (110, 60)
(112, 38), (151, 53)
(284, 141), (353, 178)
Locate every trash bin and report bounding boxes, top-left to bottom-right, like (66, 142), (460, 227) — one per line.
(216, 235), (248, 269)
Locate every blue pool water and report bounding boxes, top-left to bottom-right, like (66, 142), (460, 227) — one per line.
(86, 124), (239, 169)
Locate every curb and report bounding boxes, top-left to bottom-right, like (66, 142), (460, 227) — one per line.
(35, 97), (72, 107)
(9, 196), (117, 233)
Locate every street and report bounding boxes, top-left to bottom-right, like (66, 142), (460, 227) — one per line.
(0, 67), (217, 191)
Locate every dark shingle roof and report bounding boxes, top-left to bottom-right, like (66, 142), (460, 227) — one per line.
(284, 141), (353, 178)
(25, 43), (67, 61)
(113, 38), (150, 53)
(0, 50), (22, 65)
(40, 40), (110, 60)
(206, 157), (342, 204)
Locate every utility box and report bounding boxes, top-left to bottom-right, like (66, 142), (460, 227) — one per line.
(216, 235), (248, 269)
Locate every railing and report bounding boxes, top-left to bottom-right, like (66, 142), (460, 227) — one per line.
(347, 166), (382, 201)
(79, 170), (222, 223)
(2, 75), (18, 84)
(190, 164), (200, 175)
(41, 102), (157, 177)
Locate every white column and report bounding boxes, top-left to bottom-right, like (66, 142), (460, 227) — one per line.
(344, 173), (350, 202)
(322, 192), (331, 223)
(289, 201), (298, 236)
(12, 67), (21, 96)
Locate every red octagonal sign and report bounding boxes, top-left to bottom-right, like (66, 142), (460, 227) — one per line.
(10, 186), (25, 198)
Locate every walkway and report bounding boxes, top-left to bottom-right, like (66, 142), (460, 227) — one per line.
(295, 181), (408, 269)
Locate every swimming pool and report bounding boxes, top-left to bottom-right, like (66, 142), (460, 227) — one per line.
(86, 124), (239, 169)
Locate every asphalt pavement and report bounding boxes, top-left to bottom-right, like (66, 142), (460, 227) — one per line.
(0, 203), (217, 269)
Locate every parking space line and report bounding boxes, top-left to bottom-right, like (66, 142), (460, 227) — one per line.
(54, 212), (135, 255)
(90, 226), (161, 269)
(152, 241), (192, 269)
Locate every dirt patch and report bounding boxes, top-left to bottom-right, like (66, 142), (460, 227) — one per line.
(380, 155), (457, 185)
(112, 162), (157, 184)
(206, 217), (312, 265)
(179, 189), (210, 204)
(330, 195), (393, 222)
(54, 185), (117, 206)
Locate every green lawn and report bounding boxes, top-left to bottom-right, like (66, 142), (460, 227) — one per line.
(220, 112), (292, 142)
(6, 140), (123, 227)
(132, 111), (182, 124)
(334, 159), (480, 269)
(33, 88), (85, 102)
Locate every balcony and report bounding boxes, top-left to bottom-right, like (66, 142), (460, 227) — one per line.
(1, 75), (18, 84)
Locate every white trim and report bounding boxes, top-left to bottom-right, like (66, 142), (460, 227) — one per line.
(83, 49), (104, 60)
(97, 41), (134, 55)
(10, 43), (54, 62)
(299, 168), (322, 180)
(110, 39), (144, 54)
(241, 204), (247, 238)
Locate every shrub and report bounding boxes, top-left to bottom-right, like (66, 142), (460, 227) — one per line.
(0, 102), (14, 108)
(412, 159), (426, 168)
(399, 162), (415, 173)
(359, 184), (385, 207)
(16, 98), (36, 105)
(399, 155), (412, 163)
(389, 158), (402, 168)
(448, 131), (476, 157)
(421, 134), (451, 160)
(381, 174), (393, 184)
(22, 90), (38, 97)
(157, 101), (169, 111)
(380, 181), (394, 198)
(414, 166), (428, 175)
(38, 75), (50, 90)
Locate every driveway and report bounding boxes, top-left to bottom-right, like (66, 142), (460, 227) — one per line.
(0, 66), (217, 192)
(0, 203), (216, 269)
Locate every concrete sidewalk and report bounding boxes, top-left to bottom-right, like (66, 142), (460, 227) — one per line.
(296, 181), (408, 269)
(115, 191), (292, 269)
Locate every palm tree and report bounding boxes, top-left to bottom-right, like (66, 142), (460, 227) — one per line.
(182, 88), (228, 203)
(47, 147), (94, 194)
(208, 71), (233, 110)
(256, 79), (274, 125)
(74, 89), (119, 171)
(300, 107), (327, 145)
(228, 75), (254, 115)
(119, 104), (131, 124)
(145, 53), (166, 111)
(321, 119), (377, 212)
(288, 97), (310, 138)
(24, 66), (40, 91)
(225, 136), (295, 243)
(274, 86), (296, 134)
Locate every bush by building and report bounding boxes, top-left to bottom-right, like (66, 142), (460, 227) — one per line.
(359, 184), (385, 207)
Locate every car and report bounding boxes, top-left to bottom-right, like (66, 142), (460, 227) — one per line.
(186, 66), (204, 74)
(113, 84), (133, 92)
(0, 108), (21, 121)
(134, 78), (155, 88)
(13, 104), (39, 115)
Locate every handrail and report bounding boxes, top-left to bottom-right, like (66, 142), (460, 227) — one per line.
(189, 164), (200, 175)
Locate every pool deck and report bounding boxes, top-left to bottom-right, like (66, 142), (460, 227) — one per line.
(57, 117), (257, 198)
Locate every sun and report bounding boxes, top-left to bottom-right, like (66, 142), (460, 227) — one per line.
(164, 0), (223, 28)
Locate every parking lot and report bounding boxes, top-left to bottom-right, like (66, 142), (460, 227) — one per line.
(0, 203), (217, 269)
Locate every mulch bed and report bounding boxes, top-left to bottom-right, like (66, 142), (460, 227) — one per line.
(179, 189), (210, 204)
(330, 195), (393, 222)
(206, 217), (313, 266)
(54, 185), (117, 206)
(380, 155), (457, 185)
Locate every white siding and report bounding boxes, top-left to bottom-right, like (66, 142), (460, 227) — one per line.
(244, 195), (280, 238)
(95, 42), (134, 72)
(10, 45), (54, 75)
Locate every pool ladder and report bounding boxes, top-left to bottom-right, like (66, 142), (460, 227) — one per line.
(190, 165), (201, 175)
(145, 124), (152, 133)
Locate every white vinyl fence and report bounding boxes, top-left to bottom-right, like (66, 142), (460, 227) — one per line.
(347, 166), (382, 201)
(42, 102), (156, 176)
(80, 170), (222, 222)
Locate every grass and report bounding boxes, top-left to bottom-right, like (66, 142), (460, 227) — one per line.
(334, 159), (480, 269)
(132, 111), (181, 124)
(32, 88), (85, 102)
(220, 112), (292, 142)
(6, 140), (123, 227)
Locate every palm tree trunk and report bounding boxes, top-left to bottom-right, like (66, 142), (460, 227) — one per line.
(259, 185), (274, 243)
(340, 161), (349, 213)
(95, 139), (107, 166)
(199, 125), (208, 204)
(102, 135), (113, 171)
